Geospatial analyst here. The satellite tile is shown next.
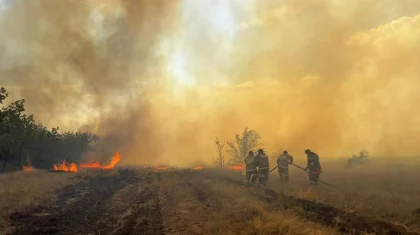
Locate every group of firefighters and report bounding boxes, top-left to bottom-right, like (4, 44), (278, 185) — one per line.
(244, 149), (322, 186)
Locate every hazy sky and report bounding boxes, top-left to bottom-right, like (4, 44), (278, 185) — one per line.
(1, 0), (420, 166)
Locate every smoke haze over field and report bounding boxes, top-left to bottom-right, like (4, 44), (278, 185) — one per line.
(1, 0), (420, 166)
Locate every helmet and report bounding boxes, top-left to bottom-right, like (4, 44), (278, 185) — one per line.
(283, 150), (288, 154)
(258, 149), (264, 154)
(305, 149), (311, 154)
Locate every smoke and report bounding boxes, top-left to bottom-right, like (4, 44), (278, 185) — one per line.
(1, 0), (420, 166)
(0, 0), (181, 163)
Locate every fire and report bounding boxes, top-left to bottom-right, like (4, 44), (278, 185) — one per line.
(53, 161), (78, 172)
(80, 161), (101, 168)
(103, 152), (121, 169)
(80, 152), (121, 170)
(193, 166), (204, 170)
(23, 165), (32, 172)
(229, 164), (244, 171)
(156, 166), (169, 170)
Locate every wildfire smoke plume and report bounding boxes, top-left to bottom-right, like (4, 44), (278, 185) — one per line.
(2, 0), (420, 167)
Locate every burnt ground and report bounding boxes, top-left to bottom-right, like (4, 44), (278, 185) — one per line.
(7, 168), (420, 235)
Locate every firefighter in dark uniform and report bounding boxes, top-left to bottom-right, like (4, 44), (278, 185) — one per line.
(304, 149), (322, 185)
(277, 150), (293, 184)
(244, 151), (257, 184)
(255, 149), (269, 186)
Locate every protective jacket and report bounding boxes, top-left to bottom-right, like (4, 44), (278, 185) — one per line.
(245, 153), (257, 172)
(277, 153), (293, 169)
(306, 151), (322, 173)
(255, 153), (269, 170)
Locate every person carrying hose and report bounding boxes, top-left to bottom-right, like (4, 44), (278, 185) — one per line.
(255, 149), (270, 186)
(244, 151), (257, 185)
(304, 149), (322, 185)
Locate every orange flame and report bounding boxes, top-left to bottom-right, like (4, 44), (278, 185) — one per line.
(193, 166), (204, 170)
(53, 161), (78, 172)
(103, 152), (121, 170)
(156, 166), (169, 170)
(80, 152), (121, 170)
(80, 161), (101, 168)
(23, 165), (32, 172)
(229, 164), (244, 171)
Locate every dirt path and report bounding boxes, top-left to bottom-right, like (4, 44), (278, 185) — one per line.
(7, 168), (420, 235)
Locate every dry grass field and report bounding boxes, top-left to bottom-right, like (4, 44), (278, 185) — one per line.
(0, 158), (419, 235)
(267, 157), (420, 231)
(0, 170), (83, 234)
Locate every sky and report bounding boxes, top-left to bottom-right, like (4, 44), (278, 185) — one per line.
(1, 0), (420, 166)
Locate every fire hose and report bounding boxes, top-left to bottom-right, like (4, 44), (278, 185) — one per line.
(268, 164), (339, 188)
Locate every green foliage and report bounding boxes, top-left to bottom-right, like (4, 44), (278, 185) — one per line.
(346, 149), (369, 169)
(0, 87), (8, 104)
(226, 127), (262, 165)
(0, 87), (99, 172)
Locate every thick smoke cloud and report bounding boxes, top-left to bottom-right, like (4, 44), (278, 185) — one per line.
(1, 0), (420, 166)
(0, 0), (180, 163)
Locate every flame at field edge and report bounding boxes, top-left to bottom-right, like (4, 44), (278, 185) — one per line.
(53, 160), (78, 172)
(23, 165), (33, 172)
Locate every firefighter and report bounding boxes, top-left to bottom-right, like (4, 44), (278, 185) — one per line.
(304, 149), (322, 185)
(255, 149), (269, 186)
(244, 151), (257, 184)
(277, 150), (293, 184)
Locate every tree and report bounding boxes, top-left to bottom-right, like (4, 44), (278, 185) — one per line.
(0, 87), (7, 104)
(226, 127), (262, 165)
(0, 87), (99, 172)
(213, 138), (225, 168)
(0, 93), (28, 172)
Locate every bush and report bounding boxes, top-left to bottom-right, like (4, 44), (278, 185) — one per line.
(346, 149), (369, 169)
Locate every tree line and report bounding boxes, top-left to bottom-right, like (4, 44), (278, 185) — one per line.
(0, 87), (99, 173)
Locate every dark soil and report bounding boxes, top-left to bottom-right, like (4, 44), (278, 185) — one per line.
(8, 169), (163, 235)
(7, 168), (419, 235)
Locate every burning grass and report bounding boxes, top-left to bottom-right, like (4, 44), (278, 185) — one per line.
(22, 165), (32, 172)
(80, 152), (121, 170)
(53, 161), (78, 172)
(52, 152), (122, 173)
(156, 166), (169, 170)
(228, 164), (244, 171)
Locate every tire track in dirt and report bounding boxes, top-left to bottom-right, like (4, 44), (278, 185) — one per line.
(8, 169), (164, 235)
(160, 170), (319, 235)
(159, 171), (224, 235)
(206, 171), (419, 235)
(107, 171), (164, 235)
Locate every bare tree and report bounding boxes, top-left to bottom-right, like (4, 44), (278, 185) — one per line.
(213, 138), (225, 168)
(226, 127), (262, 165)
